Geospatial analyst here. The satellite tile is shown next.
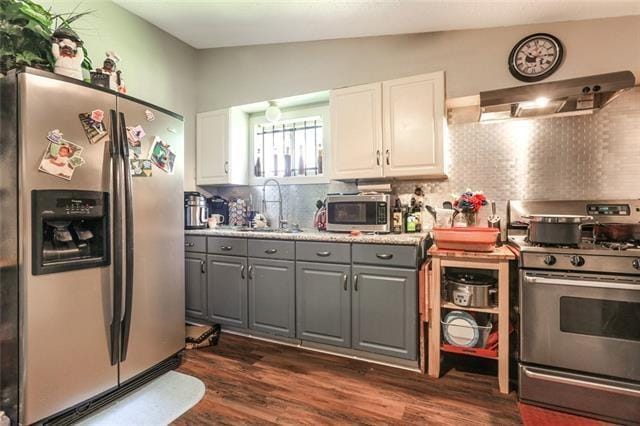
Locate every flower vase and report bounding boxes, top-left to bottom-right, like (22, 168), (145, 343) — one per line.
(463, 212), (478, 227)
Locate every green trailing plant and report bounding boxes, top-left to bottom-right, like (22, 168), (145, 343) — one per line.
(0, 0), (92, 76)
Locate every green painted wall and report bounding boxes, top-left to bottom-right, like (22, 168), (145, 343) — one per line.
(40, 0), (198, 189)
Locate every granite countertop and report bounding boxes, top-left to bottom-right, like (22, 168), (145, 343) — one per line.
(185, 227), (430, 246)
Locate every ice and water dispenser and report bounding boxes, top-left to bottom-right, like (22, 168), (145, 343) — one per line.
(32, 190), (110, 275)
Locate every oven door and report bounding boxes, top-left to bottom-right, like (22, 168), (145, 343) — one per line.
(520, 271), (640, 381)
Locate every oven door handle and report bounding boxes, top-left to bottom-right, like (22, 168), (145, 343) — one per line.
(522, 367), (640, 397)
(525, 275), (640, 291)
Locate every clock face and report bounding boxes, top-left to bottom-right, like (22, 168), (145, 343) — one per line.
(508, 33), (564, 82)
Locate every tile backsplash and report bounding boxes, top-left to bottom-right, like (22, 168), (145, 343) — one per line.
(202, 88), (640, 229)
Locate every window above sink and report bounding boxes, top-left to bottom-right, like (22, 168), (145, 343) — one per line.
(249, 103), (330, 185)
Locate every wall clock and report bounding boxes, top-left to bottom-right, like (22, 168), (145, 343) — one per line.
(508, 33), (564, 82)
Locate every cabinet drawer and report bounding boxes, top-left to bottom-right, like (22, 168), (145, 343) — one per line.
(296, 242), (351, 264)
(184, 235), (206, 253)
(248, 239), (294, 260)
(207, 237), (248, 256)
(352, 244), (418, 268)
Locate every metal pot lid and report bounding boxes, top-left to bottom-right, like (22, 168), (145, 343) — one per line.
(524, 214), (593, 224)
(445, 272), (496, 286)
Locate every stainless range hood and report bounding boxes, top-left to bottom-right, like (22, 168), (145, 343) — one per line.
(479, 71), (636, 122)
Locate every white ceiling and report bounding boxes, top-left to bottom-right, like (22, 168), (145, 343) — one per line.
(113, 0), (640, 49)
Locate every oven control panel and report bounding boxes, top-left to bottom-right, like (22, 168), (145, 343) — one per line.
(586, 204), (631, 216)
(522, 252), (640, 275)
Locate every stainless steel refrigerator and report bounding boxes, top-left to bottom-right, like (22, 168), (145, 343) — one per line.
(0, 68), (185, 424)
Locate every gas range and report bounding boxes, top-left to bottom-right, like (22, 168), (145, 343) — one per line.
(507, 198), (640, 275)
(509, 235), (640, 275)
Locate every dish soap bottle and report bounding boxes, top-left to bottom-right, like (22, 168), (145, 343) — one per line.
(413, 201), (423, 233)
(392, 198), (403, 234)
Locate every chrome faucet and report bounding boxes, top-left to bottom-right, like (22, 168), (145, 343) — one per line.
(261, 178), (287, 229)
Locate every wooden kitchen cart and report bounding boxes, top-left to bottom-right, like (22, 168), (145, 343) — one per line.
(426, 245), (515, 394)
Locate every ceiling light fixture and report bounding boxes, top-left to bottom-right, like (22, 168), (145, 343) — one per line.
(265, 101), (281, 123)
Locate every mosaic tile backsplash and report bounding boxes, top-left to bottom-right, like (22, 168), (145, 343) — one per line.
(203, 88), (640, 229)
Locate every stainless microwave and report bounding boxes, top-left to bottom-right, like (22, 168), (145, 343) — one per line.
(326, 194), (391, 233)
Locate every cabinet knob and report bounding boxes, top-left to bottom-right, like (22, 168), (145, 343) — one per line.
(385, 149), (390, 165)
(376, 150), (381, 166)
(185, 242), (194, 247)
(265, 248), (278, 255)
(248, 265), (254, 279)
(353, 274), (359, 291)
(220, 246), (232, 251)
(376, 253), (393, 260)
(240, 265), (246, 279)
(316, 251), (331, 257)
(224, 161), (229, 174)
(200, 260), (205, 274)
(342, 272), (348, 291)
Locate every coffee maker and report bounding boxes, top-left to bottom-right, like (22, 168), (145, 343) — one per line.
(32, 190), (110, 275)
(184, 192), (208, 229)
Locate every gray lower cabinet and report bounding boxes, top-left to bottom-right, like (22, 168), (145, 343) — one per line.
(352, 265), (417, 360)
(207, 254), (248, 328)
(185, 252), (207, 319)
(296, 262), (351, 347)
(248, 258), (295, 337)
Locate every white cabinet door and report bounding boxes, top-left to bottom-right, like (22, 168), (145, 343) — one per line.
(382, 71), (445, 177)
(196, 109), (248, 185)
(196, 109), (229, 185)
(330, 83), (383, 179)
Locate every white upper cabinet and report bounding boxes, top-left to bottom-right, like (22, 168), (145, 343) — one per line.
(383, 71), (445, 177)
(330, 83), (384, 179)
(330, 71), (445, 180)
(196, 108), (248, 185)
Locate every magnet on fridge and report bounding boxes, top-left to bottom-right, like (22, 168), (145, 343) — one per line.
(149, 136), (176, 174)
(38, 139), (84, 181)
(78, 110), (109, 144)
(145, 109), (155, 121)
(130, 158), (152, 177)
(47, 129), (64, 144)
(127, 124), (145, 142)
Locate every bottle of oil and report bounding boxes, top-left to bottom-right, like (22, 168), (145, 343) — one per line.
(392, 198), (403, 234)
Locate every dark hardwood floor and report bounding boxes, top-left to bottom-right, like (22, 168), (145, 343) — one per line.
(175, 333), (522, 425)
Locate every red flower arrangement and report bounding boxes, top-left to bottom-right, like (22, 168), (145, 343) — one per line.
(453, 190), (488, 213)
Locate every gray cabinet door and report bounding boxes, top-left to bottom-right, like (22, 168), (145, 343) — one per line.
(352, 265), (417, 360)
(248, 258), (295, 337)
(207, 254), (248, 328)
(296, 262), (351, 347)
(185, 252), (207, 319)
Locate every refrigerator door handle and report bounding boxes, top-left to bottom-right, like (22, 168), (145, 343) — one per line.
(109, 109), (122, 366)
(118, 112), (135, 362)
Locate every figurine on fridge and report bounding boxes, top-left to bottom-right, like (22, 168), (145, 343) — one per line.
(91, 51), (127, 93)
(51, 27), (85, 80)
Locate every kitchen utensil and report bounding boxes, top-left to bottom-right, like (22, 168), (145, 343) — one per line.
(207, 196), (230, 225)
(524, 214), (593, 246)
(184, 192), (208, 229)
(435, 208), (454, 228)
(442, 311), (493, 348)
(425, 205), (437, 221)
(313, 199), (327, 231)
(487, 201), (502, 246)
(208, 214), (225, 229)
(433, 227), (499, 252)
(445, 272), (498, 308)
(592, 222), (640, 242)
